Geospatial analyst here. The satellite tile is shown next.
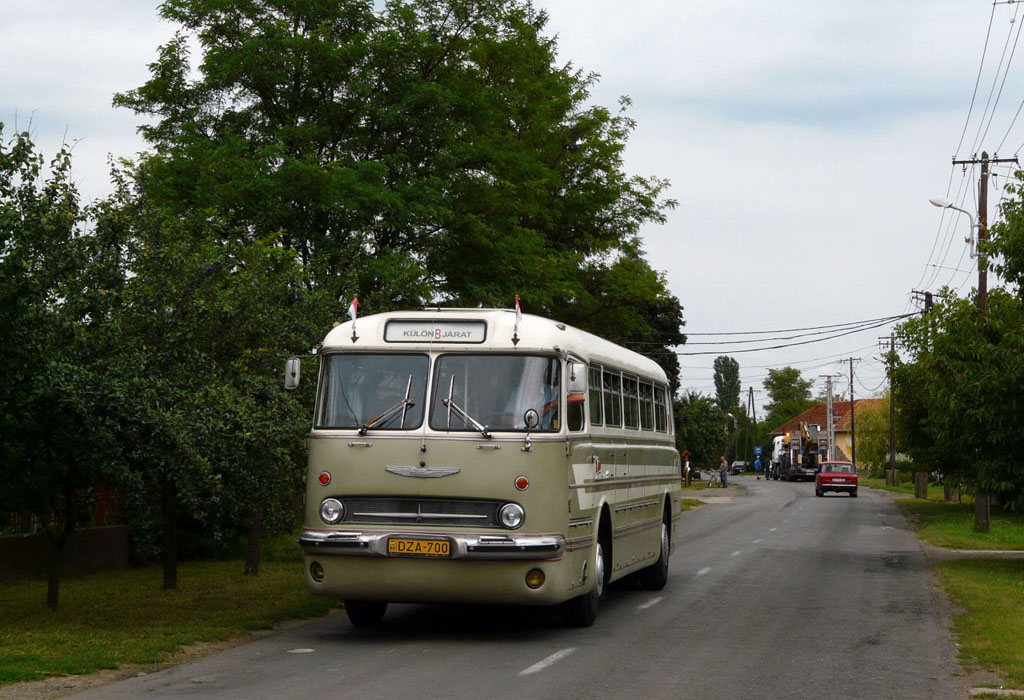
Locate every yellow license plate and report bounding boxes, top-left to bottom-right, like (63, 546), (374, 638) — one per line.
(387, 538), (451, 557)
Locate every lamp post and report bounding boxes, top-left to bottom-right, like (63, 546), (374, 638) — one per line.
(928, 196), (978, 258)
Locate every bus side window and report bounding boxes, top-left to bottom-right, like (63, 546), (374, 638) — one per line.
(603, 370), (622, 427)
(588, 366), (603, 426)
(654, 385), (668, 432)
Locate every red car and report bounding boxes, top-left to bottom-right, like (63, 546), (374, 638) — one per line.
(815, 461), (858, 497)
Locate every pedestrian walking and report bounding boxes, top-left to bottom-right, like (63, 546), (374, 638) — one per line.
(719, 455), (729, 488)
(755, 456), (762, 480)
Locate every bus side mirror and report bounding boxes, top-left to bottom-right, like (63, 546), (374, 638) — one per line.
(567, 361), (587, 395)
(284, 357), (301, 390)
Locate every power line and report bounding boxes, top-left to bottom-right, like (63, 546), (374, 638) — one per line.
(675, 313), (914, 338)
(674, 316), (915, 356)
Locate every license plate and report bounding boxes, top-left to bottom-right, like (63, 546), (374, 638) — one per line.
(387, 537), (451, 557)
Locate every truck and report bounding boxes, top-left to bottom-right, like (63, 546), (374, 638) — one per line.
(771, 422), (826, 482)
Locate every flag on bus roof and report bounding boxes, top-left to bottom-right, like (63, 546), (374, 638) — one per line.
(512, 295), (521, 346)
(347, 296), (358, 321)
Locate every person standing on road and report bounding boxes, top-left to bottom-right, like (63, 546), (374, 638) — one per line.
(719, 456), (729, 488)
(754, 456), (762, 480)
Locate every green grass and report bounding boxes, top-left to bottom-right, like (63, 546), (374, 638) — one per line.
(937, 559), (1024, 688)
(0, 560), (333, 686)
(863, 477), (949, 500)
(895, 499), (1024, 550)
(678, 498), (704, 511)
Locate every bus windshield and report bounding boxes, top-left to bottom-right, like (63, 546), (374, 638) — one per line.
(316, 354), (429, 430)
(429, 354), (560, 432)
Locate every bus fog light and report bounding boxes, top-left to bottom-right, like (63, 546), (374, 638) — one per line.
(319, 498), (345, 524)
(498, 503), (525, 529)
(310, 561), (325, 582)
(525, 569), (545, 589)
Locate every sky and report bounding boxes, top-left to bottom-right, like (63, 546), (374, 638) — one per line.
(3, 0), (1021, 413)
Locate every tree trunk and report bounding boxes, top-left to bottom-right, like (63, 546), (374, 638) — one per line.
(943, 483), (954, 502)
(914, 471), (928, 500)
(161, 475), (178, 590)
(244, 506), (263, 575)
(974, 492), (991, 533)
(46, 537), (64, 611)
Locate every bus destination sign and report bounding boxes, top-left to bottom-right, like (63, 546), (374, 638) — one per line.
(384, 320), (487, 344)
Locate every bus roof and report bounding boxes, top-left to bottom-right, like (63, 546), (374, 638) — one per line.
(322, 309), (669, 384)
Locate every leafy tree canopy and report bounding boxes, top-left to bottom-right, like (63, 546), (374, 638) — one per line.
(762, 366), (815, 430)
(712, 356), (740, 410)
(114, 0), (685, 382)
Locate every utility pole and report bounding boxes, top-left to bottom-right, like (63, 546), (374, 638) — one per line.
(951, 152), (1016, 316)
(819, 374), (842, 460)
(879, 335), (897, 487)
(848, 358), (856, 468)
(950, 151), (1015, 531)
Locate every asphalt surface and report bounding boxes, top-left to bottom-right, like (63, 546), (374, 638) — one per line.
(68, 478), (973, 699)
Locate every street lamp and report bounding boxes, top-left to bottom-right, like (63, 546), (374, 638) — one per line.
(929, 196), (978, 258)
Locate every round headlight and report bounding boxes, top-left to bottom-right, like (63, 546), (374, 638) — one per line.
(498, 503), (525, 529)
(320, 498), (345, 524)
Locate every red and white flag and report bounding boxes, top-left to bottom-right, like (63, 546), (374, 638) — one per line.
(347, 296), (358, 322)
(514, 295), (521, 328)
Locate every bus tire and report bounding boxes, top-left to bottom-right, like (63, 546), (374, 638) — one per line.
(638, 513), (670, 591)
(344, 600), (387, 627)
(565, 539), (606, 627)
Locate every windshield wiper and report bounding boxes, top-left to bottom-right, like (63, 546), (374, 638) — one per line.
(359, 375), (415, 435)
(441, 375), (492, 439)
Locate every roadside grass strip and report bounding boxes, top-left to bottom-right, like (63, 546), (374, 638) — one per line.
(864, 477), (948, 500)
(895, 499), (1024, 551)
(0, 561), (332, 685)
(679, 498), (704, 512)
(938, 559), (1024, 689)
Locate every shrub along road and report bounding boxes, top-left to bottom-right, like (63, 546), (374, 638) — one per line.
(64, 478), (982, 699)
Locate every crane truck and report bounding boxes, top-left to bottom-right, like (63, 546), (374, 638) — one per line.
(771, 421), (826, 481)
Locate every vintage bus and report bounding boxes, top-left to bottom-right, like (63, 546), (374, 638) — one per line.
(294, 309), (681, 626)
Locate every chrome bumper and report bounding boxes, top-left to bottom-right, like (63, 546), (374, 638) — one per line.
(299, 530), (565, 560)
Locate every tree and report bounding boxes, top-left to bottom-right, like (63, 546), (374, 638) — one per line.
(114, 0), (684, 382)
(674, 392), (726, 470)
(892, 290), (1024, 517)
(0, 126), (126, 609)
(852, 394), (896, 469)
(712, 356), (740, 410)
(762, 367), (815, 430)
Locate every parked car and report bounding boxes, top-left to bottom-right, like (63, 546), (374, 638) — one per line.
(730, 460), (747, 475)
(815, 461), (858, 497)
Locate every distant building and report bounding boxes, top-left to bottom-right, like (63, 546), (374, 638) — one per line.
(770, 399), (885, 462)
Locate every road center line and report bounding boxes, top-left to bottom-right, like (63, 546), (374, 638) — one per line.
(753, 539), (763, 544)
(697, 567), (712, 576)
(769, 528), (778, 532)
(731, 550), (742, 556)
(519, 648), (576, 676)
(636, 596), (664, 611)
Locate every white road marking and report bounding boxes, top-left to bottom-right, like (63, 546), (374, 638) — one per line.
(636, 596), (664, 611)
(753, 539), (763, 544)
(770, 527), (778, 532)
(697, 567), (712, 576)
(519, 648), (577, 676)
(287, 649), (315, 654)
(731, 550), (742, 556)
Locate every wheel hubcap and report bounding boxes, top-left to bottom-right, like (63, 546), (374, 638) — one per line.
(593, 543), (605, 597)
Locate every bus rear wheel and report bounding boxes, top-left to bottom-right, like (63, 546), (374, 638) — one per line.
(344, 600), (387, 627)
(564, 541), (605, 627)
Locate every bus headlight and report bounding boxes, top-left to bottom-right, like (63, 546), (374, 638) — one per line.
(498, 503), (525, 529)
(319, 498), (345, 524)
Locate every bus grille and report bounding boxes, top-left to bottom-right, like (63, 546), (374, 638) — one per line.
(341, 497), (502, 528)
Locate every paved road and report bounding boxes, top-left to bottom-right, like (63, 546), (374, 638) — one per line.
(70, 479), (972, 699)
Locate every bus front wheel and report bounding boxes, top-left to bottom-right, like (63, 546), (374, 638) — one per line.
(638, 518), (670, 591)
(344, 599), (387, 627)
(564, 541), (605, 627)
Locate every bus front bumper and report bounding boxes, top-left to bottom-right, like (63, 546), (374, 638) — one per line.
(299, 529), (565, 560)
